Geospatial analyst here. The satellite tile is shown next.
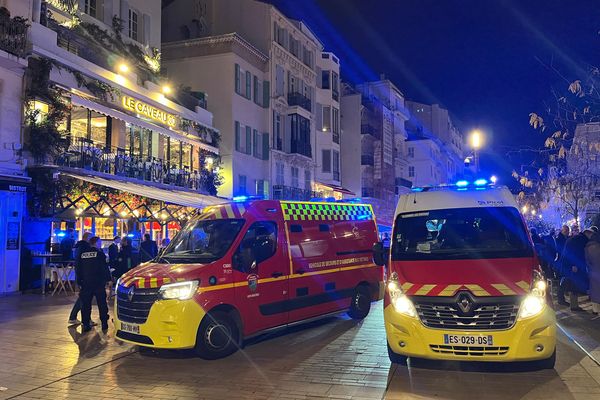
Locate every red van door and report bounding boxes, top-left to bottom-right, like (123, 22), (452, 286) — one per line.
(233, 220), (289, 335)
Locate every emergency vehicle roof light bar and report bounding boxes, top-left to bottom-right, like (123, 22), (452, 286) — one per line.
(410, 179), (503, 193)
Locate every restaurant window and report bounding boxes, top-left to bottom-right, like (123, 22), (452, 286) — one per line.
(90, 111), (108, 145)
(128, 9), (139, 41)
(70, 106), (89, 140)
(182, 143), (193, 169)
(169, 138), (182, 167)
(125, 124), (143, 157)
(71, 106), (108, 147)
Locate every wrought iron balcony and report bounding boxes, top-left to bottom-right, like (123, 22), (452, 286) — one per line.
(272, 185), (318, 201)
(52, 137), (214, 193)
(287, 92), (311, 112)
(0, 8), (29, 57)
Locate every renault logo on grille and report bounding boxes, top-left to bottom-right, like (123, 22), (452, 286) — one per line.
(457, 293), (473, 313)
(127, 286), (135, 302)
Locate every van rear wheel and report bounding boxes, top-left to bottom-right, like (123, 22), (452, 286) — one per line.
(194, 311), (239, 360)
(349, 285), (371, 319)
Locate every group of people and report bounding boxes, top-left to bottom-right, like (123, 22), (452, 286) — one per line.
(532, 225), (600, 314)
(59, 230), (164, 332)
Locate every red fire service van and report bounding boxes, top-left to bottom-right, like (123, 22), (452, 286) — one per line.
(114, 199), (384, 359)
(380, 180), (557, 368)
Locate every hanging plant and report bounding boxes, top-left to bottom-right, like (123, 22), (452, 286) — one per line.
(68, 68), (120, 102)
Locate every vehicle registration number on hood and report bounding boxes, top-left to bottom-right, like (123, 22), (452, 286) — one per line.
(444, 334), (493, 346)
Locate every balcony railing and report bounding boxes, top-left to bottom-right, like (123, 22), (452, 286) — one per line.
(361, 155), (374, 166)
(290, 140), (312, 158)
(53, 137), (214, 193)
(287, 92), (311, 112)
(272, 185), (318, 201)
(0, 9), (29, 57)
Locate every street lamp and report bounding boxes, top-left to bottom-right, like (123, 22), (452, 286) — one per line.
(469, 129), (484, 173)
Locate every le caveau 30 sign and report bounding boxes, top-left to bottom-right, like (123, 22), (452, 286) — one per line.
(122, 96), (177, 128)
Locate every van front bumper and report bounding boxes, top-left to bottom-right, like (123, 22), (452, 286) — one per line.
(384, 304), (556, 362)
(114, 298), (205, 349)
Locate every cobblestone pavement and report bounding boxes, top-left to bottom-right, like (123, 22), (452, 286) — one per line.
(0, 294), (599, 400)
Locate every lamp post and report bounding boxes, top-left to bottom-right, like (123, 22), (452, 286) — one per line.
(469, 129), (483, 173)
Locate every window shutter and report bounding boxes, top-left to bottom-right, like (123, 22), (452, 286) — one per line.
(143, 13), (151, 46)
(245, 126), (252, 155)
(262, 133), (269, 160)
(245, 71), (251, 99)
(234, 64), (240, 94)
(253, 129), (259, 158)
(276, 66), (284, 96)
(253, 75), (259, 105)
(263, 80), (270, 108)
(234, 121), (240, 151)
(316, 103), (323, 130)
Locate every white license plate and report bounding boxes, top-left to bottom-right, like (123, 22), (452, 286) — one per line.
(121, 322), (140, 334)
(444, 334), (494, 346)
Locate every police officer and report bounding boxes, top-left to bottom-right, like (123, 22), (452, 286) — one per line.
(76, 236), (111, 332)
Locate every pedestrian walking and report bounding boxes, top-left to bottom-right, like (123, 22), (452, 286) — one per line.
(584, 229), (600, 315)
(76, 236), (111, 332)
(140, 233), (158, 263)
(559, 230), (589, 311)
(68, 232), (92, 326)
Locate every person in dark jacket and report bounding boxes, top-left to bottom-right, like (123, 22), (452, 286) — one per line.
(140, 233), (158, 263)
(541, 229), (557, 278)
(77, 236), (111, 332)
(59, 228), (76, 261)
(116, 237), (133, 278)
(68, 232), (92, 325)
(108, 236), (121, 278)
(560, 231), (589, 311)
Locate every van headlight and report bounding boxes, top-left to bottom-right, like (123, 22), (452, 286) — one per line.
(159, 281), (199, 300)
(387, 273), (417, 318)
(518, 276), (547, 320)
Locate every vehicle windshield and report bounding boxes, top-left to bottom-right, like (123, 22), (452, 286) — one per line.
(160, 218), (245, 263)
(391, 207), (532, 261)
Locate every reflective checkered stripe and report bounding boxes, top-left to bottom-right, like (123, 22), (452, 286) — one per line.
(400, 281), (531, 296)
(199, 203), (247, 220)
(281, 202), (374, 222)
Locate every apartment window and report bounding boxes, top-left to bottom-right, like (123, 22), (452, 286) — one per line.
(332, 108), (339, 134)
(275, 64), (285, 96)
(234, 121), (252, 155)
(322, 106), (331, 131)
(302, 46), (313, 68)
(290, 37), (300, 58)
(238, 175), (247, 196)
(290, 114), (311, 158)
(128, 9), (138, 41)
(235, 64), (241, 94)
(245, 71), (252, 99)
(322, 70), (330, 89)
(332, 71), (339, 99)
(322, 149), (331, 173)
(273, 111), (283, 151)
(305, 169), (311, 191)
(333, 150), (340, 181)
(253, 129), (261, 159)
(276, 162), (284, 185)
(408, 166), (415, 177)
(253, 76), (260, 104)
(256, 180), (265, 196)
(291, 167), (299, 188)
(408, 147), (414, 158)
(84, 0), (101, 19)
(274, 23), (287, 48)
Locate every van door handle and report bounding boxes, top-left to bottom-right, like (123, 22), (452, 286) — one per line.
(296, 269), (305, 275)
(272, 272), (284, 278)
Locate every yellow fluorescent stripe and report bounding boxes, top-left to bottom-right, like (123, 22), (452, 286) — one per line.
(491, 283), (516, 295)
(149, 277), (158, 288)
(401, 282), (414, 292)
(415, 284), (436, 295)
(224, 205), (235, 218)
(516, 281), (530, 291)
(339, 264), (378, 272)
(198, 283), (235, 292)
(437, 284), (461, 296)
(137, 278), (145, 289)
(163, 278), (171, 284)
(465, 284), (489, 296)
(283, 222), (294, 276)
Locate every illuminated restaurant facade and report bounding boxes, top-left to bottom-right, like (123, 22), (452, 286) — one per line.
(16, 0), (222, 285)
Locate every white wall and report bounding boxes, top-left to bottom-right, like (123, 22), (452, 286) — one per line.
(340, 92), (361, 196)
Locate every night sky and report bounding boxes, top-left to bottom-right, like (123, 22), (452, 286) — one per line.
(266, 0), (600, 186)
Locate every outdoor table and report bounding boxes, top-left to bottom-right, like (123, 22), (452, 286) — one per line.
(32, 253), (62, 295)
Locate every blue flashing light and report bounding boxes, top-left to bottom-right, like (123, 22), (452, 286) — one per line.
(56, 231), (66, 237)
(455, 180), (469, 187)
(232, 195), (248, 202)
(457, 188), (468, 191)
(474, 178), (488, 186)
(411, 187), (424, 192)
(127, 233), (134, 238)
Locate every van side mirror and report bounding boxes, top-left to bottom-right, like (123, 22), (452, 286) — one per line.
(373, 242), (386, 266)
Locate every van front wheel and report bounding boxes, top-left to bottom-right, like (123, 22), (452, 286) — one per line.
(194, 311), (239, 360)
(349, 285), (371, 319)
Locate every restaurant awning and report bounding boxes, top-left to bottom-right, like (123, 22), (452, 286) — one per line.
(69, 94), (219, 154)
(315, 181), (356, 196)
(62, 172), (225, 209)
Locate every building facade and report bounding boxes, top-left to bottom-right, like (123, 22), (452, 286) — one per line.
(6, 0), (221, 293)
(356, 78), (410, 227)
(406, 101), (464, 185)
(339, 83), (362, 198)
(163, 0), (333, 201)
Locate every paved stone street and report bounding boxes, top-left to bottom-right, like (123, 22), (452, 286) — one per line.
(0, 294), (599, 400)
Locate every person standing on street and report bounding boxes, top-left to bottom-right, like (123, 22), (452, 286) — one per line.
(140, 233), (158, 263)
(59, 228), (76, 262)
(108, 236), (121, 279)
(68, 232), (92, 326)
(541, 229), (557, 278)
(77, 236), (111, 332)
(117, 237), (134, 278)
(560, 229), (589, 311)
(584, 229), (600, 315)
